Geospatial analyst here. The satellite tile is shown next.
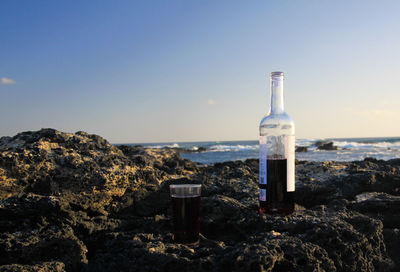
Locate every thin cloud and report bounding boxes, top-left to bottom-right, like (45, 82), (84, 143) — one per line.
(207, 99), (216, 105)
(1, 77), (16, 85)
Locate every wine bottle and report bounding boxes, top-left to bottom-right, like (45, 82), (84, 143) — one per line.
(259, 71), (295, 215)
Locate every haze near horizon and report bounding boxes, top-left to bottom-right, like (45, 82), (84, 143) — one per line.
(1, 1), (400, 143)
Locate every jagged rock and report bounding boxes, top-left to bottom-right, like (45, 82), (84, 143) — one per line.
(350, 192), (400, 228)
(0, 194), (89, 270)
(197, 147), (207, 152)
(383, 228), (400, 267)
(0, 129), (399, 271)
(83, 203), (395, 271)
(295, 146), (308, 152)
(0, 262), (66, 272)
(315, 141), (338, 150)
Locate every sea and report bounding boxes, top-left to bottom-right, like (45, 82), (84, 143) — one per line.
(128, 137), (400, 165)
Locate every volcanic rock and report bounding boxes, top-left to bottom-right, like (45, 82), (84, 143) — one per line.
(295, 146), (308, 152)
(0, 129), (399, 271)
(315, 141), (338, 150)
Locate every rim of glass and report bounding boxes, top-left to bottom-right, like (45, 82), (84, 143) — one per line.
(169, 184), (201, 188)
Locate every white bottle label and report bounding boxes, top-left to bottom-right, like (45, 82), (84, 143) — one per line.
(285, 135), (295, 192)
(259, 189), (266, 201)
(259, 135), (267, 185)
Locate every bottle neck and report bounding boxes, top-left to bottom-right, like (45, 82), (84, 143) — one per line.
(269, 75), (284, 114)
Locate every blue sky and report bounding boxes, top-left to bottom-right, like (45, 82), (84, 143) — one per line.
(1, 0), (399, 143)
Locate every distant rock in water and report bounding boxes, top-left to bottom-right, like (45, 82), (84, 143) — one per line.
(195, 147), (207, 152)
(0, 128), (399, 271)
(295, 146), (308, 152)
(315, 140), (338, 150)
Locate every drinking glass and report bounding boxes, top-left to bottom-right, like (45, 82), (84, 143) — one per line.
(169, 184), (201, 246)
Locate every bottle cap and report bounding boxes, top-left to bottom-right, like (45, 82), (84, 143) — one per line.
(271, 71), (284, 77)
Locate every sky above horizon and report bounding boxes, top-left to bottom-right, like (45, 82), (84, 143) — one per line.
(1, 1), (400, 143)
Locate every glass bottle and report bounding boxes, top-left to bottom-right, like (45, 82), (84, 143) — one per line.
(259, 71), (295, 215)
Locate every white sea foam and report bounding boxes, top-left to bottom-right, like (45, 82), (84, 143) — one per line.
(148, 145), (164, 149)
(296, 138), (317, 147)
(207, 139), (318, 152)
(145, 143), (180, 149)
(333, 140), (400, 150)
(208, 144), (258, 152)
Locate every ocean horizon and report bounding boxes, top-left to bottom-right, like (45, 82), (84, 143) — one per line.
(120, 136), (400, 164)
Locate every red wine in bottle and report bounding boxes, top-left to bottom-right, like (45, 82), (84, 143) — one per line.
(259, 159), (294, 214)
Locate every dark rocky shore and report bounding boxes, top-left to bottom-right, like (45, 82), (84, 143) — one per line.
(1, 129), (399, 271)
